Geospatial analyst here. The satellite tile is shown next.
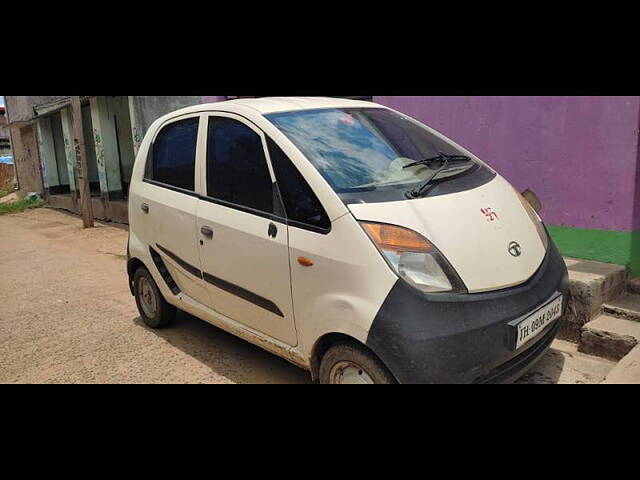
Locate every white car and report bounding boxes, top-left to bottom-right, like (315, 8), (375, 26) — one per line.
(127, 97), (569, 384)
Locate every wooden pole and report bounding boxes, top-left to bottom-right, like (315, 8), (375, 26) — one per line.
(71, 96), (94, 228)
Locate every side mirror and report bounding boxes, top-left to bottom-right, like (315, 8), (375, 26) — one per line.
(521, 188), (542, 214)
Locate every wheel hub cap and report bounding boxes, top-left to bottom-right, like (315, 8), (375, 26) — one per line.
(330, 361), (374, 384)
(138, 277), (157, 318)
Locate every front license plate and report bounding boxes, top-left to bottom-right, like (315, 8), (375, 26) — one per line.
(508, 293), (563, 350)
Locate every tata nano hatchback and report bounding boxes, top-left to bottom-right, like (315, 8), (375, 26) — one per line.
(127, 97), (569, 384)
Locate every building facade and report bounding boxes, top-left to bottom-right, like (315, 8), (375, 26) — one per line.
(0, 106), (11, 156)
(4, 96), (205, 222)
(0, 106), (15, 191)
(4, 95), (639, 275)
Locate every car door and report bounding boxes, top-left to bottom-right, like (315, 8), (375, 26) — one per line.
(133, 113), (211, 308)
(196, 113), (297, 346)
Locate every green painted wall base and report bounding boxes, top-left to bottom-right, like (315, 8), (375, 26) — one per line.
(547, 225), (640, 276)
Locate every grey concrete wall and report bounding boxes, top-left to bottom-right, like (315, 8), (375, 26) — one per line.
(108, 96), (135, 183)
(81, 104), (99, 185)
(4, 96), (68, 124)
(11, 125), (44, 194)
(130, 96), (203, 138)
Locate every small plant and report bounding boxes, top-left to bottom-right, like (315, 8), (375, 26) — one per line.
(0, 197), (45, 216)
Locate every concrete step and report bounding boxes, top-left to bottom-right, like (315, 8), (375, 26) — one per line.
(626, 277), (640, 295)
(578, 314), (640, 361)
(559, 258), (627, 342)
(516, 339), (616, 384)
(603, 293), (640, 322)
(601, 345), (640, 383)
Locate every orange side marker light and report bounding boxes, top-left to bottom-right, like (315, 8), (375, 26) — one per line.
(297, 256), (314, 267)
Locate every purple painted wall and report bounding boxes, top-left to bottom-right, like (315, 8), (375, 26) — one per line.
(374, 96), (640, 232)
(202, 96), (226, 103)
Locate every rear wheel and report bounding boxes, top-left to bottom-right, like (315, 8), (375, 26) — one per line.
(133, 267), (176, 329)
(319, 342), (397, 384)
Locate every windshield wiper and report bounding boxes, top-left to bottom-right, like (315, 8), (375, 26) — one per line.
(404, 152), (453, 199)
(402, 153), (472, 170)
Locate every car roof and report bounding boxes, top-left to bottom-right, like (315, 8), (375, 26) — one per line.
(220, 97), (380, 114)
(166, 97), (384, 118)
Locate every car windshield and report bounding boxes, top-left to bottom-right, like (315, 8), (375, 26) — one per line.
(266, 107), (478, 194)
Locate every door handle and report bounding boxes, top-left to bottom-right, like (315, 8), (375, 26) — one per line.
(201, 225), (214, 238)
(268, 223), (278, 238)
(141, 203), (149, 213)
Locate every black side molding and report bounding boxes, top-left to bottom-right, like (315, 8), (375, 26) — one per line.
(156, 244), (202, 279)
(155, 243), (283, 317)
(149, 246), (181, 295)
(202, 272), (284, 317)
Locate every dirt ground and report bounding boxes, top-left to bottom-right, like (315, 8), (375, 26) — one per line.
(0, 207), (616, 384)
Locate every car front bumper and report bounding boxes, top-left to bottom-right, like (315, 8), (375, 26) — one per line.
(365, 240), (570, 384)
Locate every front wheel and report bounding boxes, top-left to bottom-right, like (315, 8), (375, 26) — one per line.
(133, 267), (176, 329)
(319, 343), (397, 384)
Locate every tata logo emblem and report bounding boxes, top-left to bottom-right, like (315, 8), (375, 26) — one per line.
(508, 241), (522, 257)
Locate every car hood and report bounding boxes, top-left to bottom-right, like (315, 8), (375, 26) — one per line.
(347, 175), (547, 293)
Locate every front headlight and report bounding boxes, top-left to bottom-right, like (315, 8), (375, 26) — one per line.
(360, 222), (466, 293)
(515, 189), (549, 250)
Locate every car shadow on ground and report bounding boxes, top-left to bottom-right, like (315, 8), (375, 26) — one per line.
(133, 311), (567, 384)
(514, 348), (566, 384)
(132, 310), (312, 384)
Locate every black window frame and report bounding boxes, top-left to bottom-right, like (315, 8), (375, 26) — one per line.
(201, 114), (332, 234)
(142, 111), (333, 234)
(267, 136), (331, 234)
(201, 114), (287, 223)
(143, 115), (200, 196)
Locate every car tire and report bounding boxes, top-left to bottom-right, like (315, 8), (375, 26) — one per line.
(319, 342), (397, 384)
(133, 266), (176, 329)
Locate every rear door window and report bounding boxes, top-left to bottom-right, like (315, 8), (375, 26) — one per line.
(146, 117), (199, 191)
